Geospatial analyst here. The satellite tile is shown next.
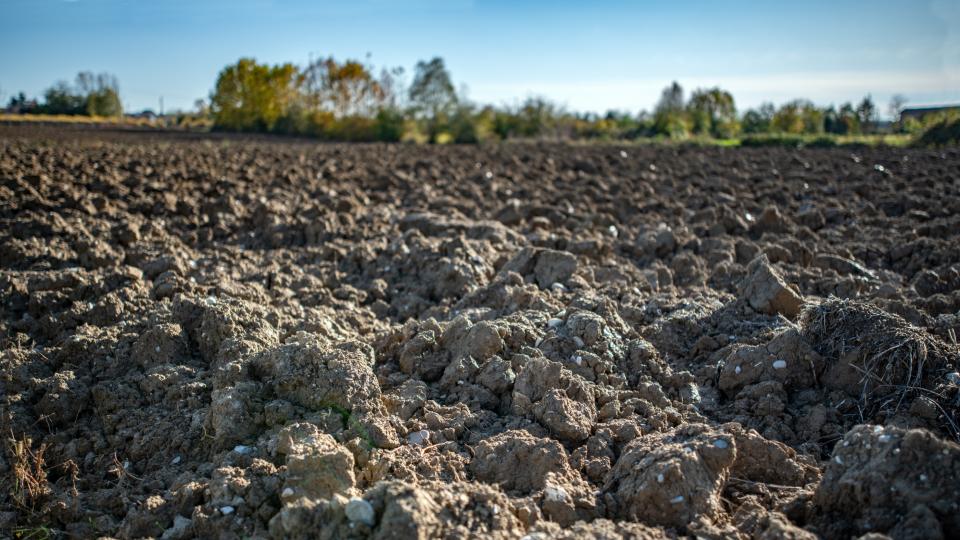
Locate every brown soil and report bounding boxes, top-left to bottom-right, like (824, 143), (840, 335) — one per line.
(2, 125), (959, 539)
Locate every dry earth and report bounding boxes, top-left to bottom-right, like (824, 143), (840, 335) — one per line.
(2, 125), (959, 539)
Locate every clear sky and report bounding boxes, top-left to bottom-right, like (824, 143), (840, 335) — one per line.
(2, 0), (958, 116)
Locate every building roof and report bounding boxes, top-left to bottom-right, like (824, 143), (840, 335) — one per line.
(900, 105), (960, 120)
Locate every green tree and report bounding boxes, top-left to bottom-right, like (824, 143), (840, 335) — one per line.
(408, 57), (457, 119)
(741, 102), (775, 134)
(856, 95), (877, 134)
(408, 57), (458, 142)
(653, 82), (688, 138)
(77, 72), (122, 117)
(210, 58), (301, 132)
(41, 81), (85, 115)
(824, 103), (860, 135)
(687, 87), (738, 138)
(772, 100), (821, 134)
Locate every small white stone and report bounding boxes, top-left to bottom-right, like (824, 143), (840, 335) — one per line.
(656, 473), (665, 484)
(670, 495), (685, 504)
(772, 359), (787, 370)
(713, 439), (729, 449)
(878, 434), (892, 443)
(834, 455), (844, 465)
(946, 372), (960, 385)
(407, 430), (429, 446)
(220, 506), (235, 515)
(170, 455), (181, 465)
(155, 345), (161, 353)
(734, 365), (742, 375)
(282, 487), (295, 497)
(547, 318), (563, 329)
(571, 355), (583, 366)
(551, 282), (567, 292)
(205, 296), (218, 306)
(345, 497), (375, 526)
(608, 225), (619, 238)
(572, 336), (585, 348)
(543, 484), (568, 502)
(233, 445), (253, 455)
(619, 150), (628, 158)
(920, 474), (928, 482)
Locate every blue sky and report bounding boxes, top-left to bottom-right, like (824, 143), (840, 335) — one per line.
(2, 0), (958, 116)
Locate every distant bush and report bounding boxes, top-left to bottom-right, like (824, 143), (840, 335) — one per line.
(914, 115), (960, 147)
(374, 108), (405, 142)
(739, 134), (837, 148)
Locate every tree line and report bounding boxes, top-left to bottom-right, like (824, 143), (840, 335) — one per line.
(6, 72), (122, 117)
(202, 56), (925, 142)
(3, 57), (949, 143)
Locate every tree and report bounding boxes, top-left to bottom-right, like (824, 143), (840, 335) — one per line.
(741, 102), (775, 134)
(210, 58), (301, 132)
(42, 81), (85, 115)
(6, 92), (39, 114)
(687, 87), (738, 138)
(800, 102), (824, 134)
(771, 101), (803, 134)
(856, 95), (877, 134)
(772, 100), (821, 134)
(653, 81), (688, 138)
(78, 72), (122, 117)
(888, 94), (907, 132)
(839, 103), (860, 134)
(408, 57), (458, 142)
(302, 57), (389, 117)
(888, 94), (907, 120)
(408, 57), (457, 119)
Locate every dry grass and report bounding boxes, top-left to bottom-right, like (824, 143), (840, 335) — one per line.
(6, 434), (51, 511)
(800, 298), (959, 440)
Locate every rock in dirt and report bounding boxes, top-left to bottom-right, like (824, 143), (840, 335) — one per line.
(724, 423), (819, 486)
(471, 430), (580, 493)
(740, 254), (804, 317)
(603, 424), (736, 528)
(255, 334), (399, 448)
(278, 423), (357, 500)
(269, 481), (524, 539)
(512, 356), (597, 443)
(500, 247), (578, 288)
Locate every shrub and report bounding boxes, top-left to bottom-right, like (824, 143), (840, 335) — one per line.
(914, 115), (960, 147)
(374, 108), (405, 142)
(739, 134), (836, 148)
